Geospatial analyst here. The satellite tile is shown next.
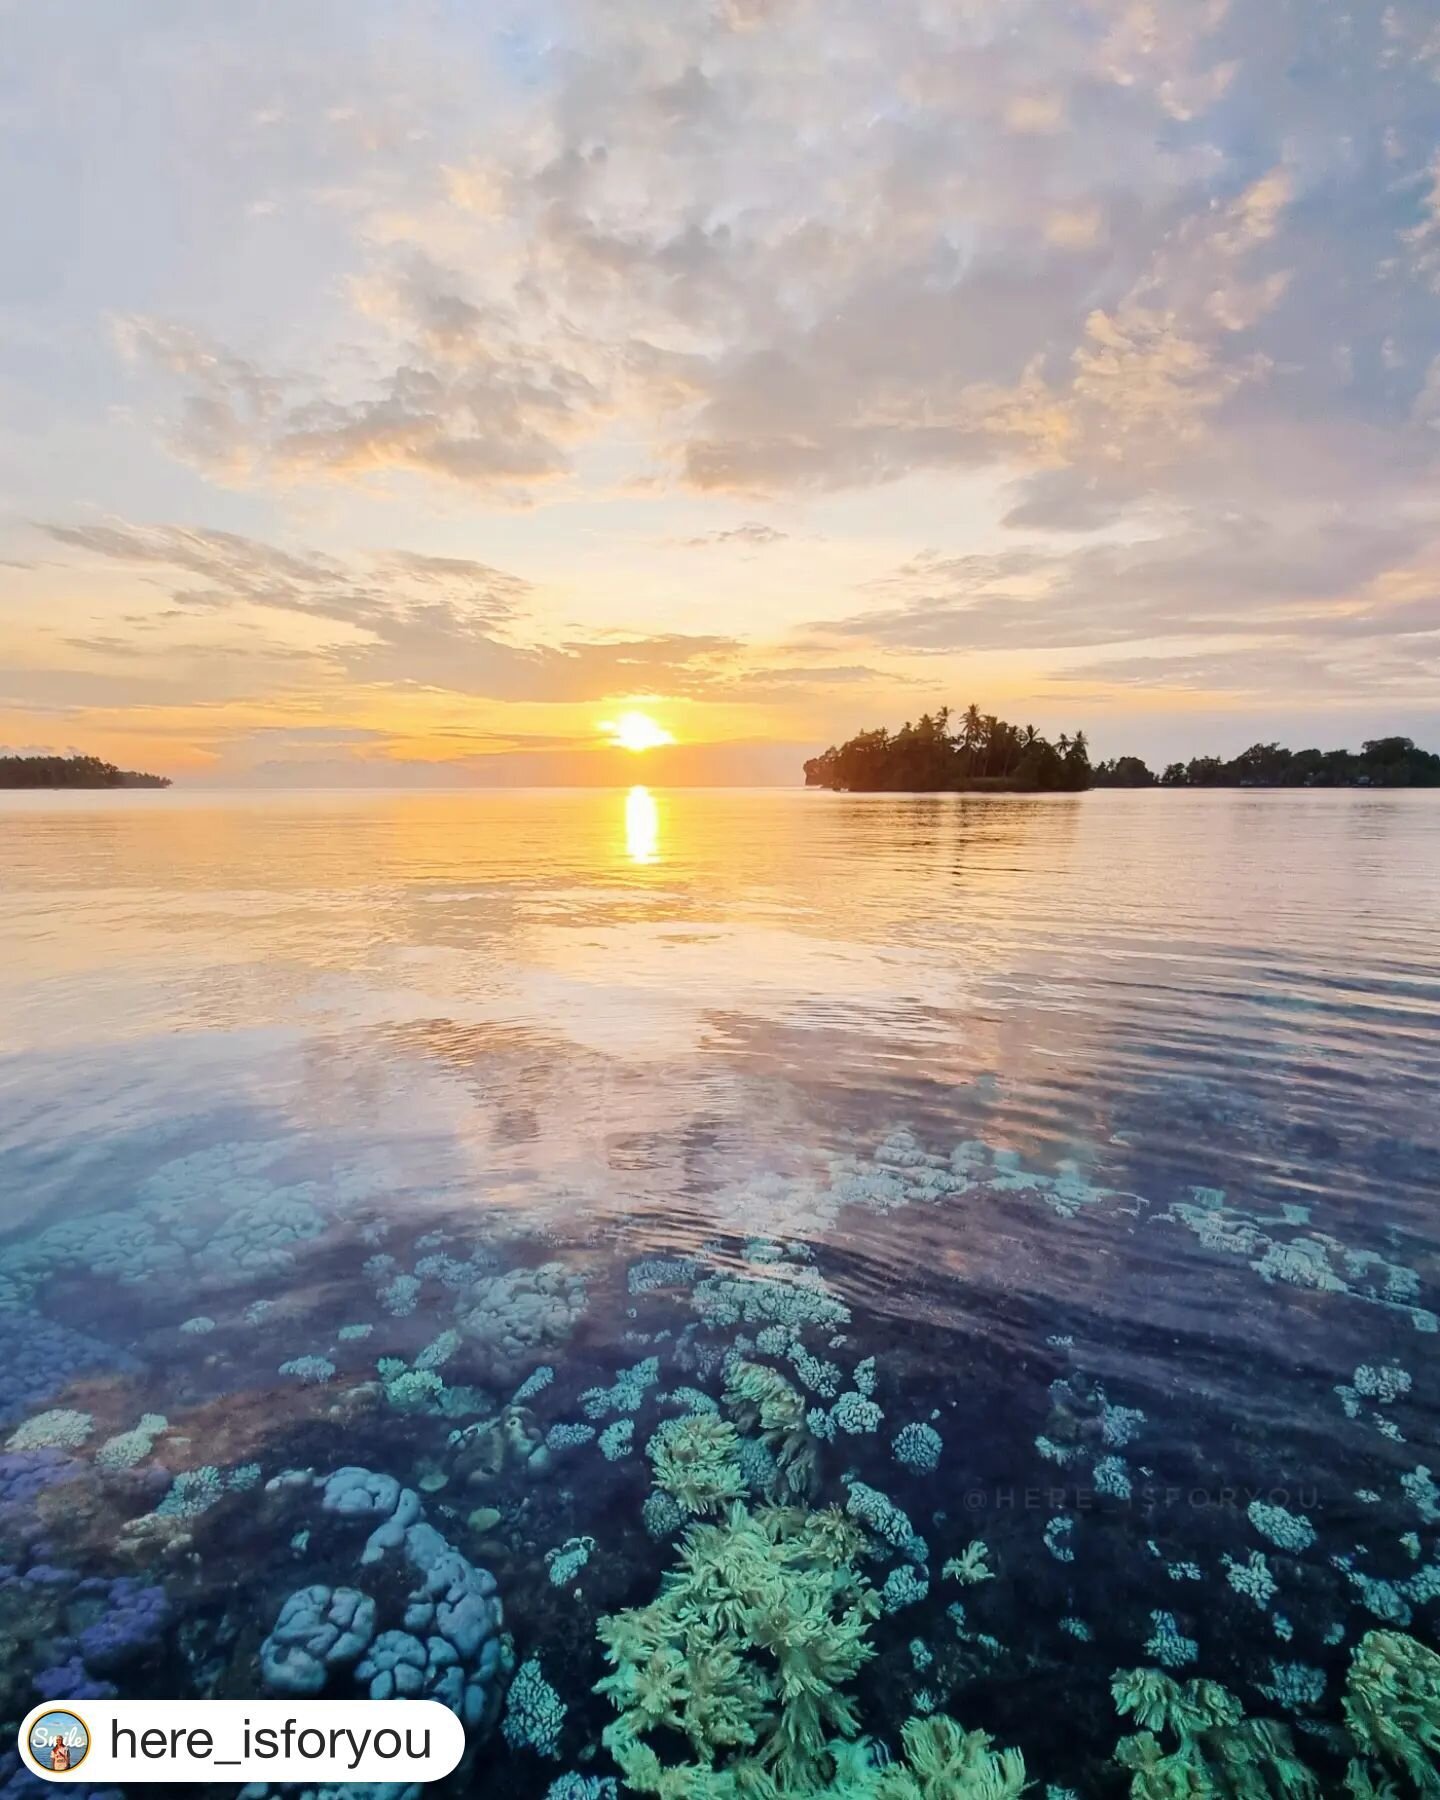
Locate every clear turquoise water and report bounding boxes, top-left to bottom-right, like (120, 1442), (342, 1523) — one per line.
(1, 787), (1437, 1794)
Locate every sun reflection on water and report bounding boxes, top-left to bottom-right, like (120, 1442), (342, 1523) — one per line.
(624, 784), (660, 863)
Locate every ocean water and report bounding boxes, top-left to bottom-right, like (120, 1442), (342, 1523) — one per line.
(1, 785), (1437, 1796)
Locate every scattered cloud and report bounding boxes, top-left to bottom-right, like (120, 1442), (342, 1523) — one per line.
(7, 0), (1440, 752)
(680, 522), (788, 549)
(34, 516), (887, 709)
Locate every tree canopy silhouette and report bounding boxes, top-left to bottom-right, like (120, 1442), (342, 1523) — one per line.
(803, 708), (1091, 792)
(808, 723), (1440, 794)
(0, 754), (170, 789)
(1102, 738), (1440, 789)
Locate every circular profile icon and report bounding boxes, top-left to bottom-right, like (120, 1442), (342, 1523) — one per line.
(28, 1709), (90, 1774)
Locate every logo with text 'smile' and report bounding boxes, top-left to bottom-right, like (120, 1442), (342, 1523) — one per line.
(28, 1710), (90, 1773)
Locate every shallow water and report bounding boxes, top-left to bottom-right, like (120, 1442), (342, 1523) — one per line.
(1, 786), (1437, 1795)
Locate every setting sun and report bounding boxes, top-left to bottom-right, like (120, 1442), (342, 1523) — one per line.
(599, 711), (675, 753)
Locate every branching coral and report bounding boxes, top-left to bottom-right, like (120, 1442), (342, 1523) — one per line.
(942, 1542), (993, 1586)
(648, 1414), (747, 1516)
(595, 1501), (880, 1794)
(503, 1655), (567, 1757)
(724, 1361), (820, 1499)
(845, 1481), (926, 1563)
(1111, 1668), (1318, 1798)
(1343, 1629), (1440, 1796)
(893, 1424), (942, 1474)
(872, 1714), (1029, 1799)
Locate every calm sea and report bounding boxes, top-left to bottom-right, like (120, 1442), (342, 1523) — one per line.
(1, 786), (1437, 1793)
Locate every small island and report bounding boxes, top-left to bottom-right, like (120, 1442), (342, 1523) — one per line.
(804, 707), (1092, 792)
(0, 753), (171, 789)
(805, 709), (1440, 793)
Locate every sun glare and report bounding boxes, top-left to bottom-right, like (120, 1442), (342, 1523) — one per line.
(600, 710), (675, 753)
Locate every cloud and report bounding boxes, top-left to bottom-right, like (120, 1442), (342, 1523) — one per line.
(12, 0), (1440, 728)
(80, 0), (1436, 527)
(814, 510), (1440, 683)
(680, 522), (788, 548)
(36, 516), (885, 706)
(114, 294), (593, 497)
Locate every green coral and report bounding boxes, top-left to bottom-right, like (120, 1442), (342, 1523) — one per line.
(1111, 1669), (1317, 1798)
(648, 1414), (748, 1516)
(606, 1717), (1026, 1800)
(595, 1501), (878, 1793)
(943, 1541), (993, 1586)
(869, 1715), (1028, 1799)
(723, 1360), (821, 1499)
(1343, 1629), (1440, 1796)
(595, 1498), (1028, 1798)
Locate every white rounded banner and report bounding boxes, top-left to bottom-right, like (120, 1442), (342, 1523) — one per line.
(18, 1699), (465, 1783)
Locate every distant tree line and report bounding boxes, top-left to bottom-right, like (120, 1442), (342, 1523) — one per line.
(803, 705), (1093, 792)
(0, 753), (171, 789)
(806, 715), (1440, 794)
(1094, 736), (1440, 789)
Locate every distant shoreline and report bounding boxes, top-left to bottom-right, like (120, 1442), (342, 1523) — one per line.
(803, 709), (1440, 794)
(0, 754), (170, 790)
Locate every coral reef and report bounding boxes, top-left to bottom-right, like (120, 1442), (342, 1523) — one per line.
(261, 1586), (377, 1694)
(724, 1361), (820, 1498)
(1111, 1669), (1318, 1798)
(455, 1263), (588, 1380)
(595, 1502), (880, 1791)
(1343, 1629), (1440, 1795)
(647, 1414), (746, 1516)
(503, 1656), (567, 1757)
(5, 1410), (93, 1451)
(892, 1424), (942, 1474)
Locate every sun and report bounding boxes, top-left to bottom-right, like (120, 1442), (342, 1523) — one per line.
(600, 710), (675, 753)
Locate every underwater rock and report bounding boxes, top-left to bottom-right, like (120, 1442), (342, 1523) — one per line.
(448, 1405), (551, 1487)
(356, 1630), (427, 1699)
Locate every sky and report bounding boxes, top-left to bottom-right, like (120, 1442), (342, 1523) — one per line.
(3, 0), (1440, 785)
